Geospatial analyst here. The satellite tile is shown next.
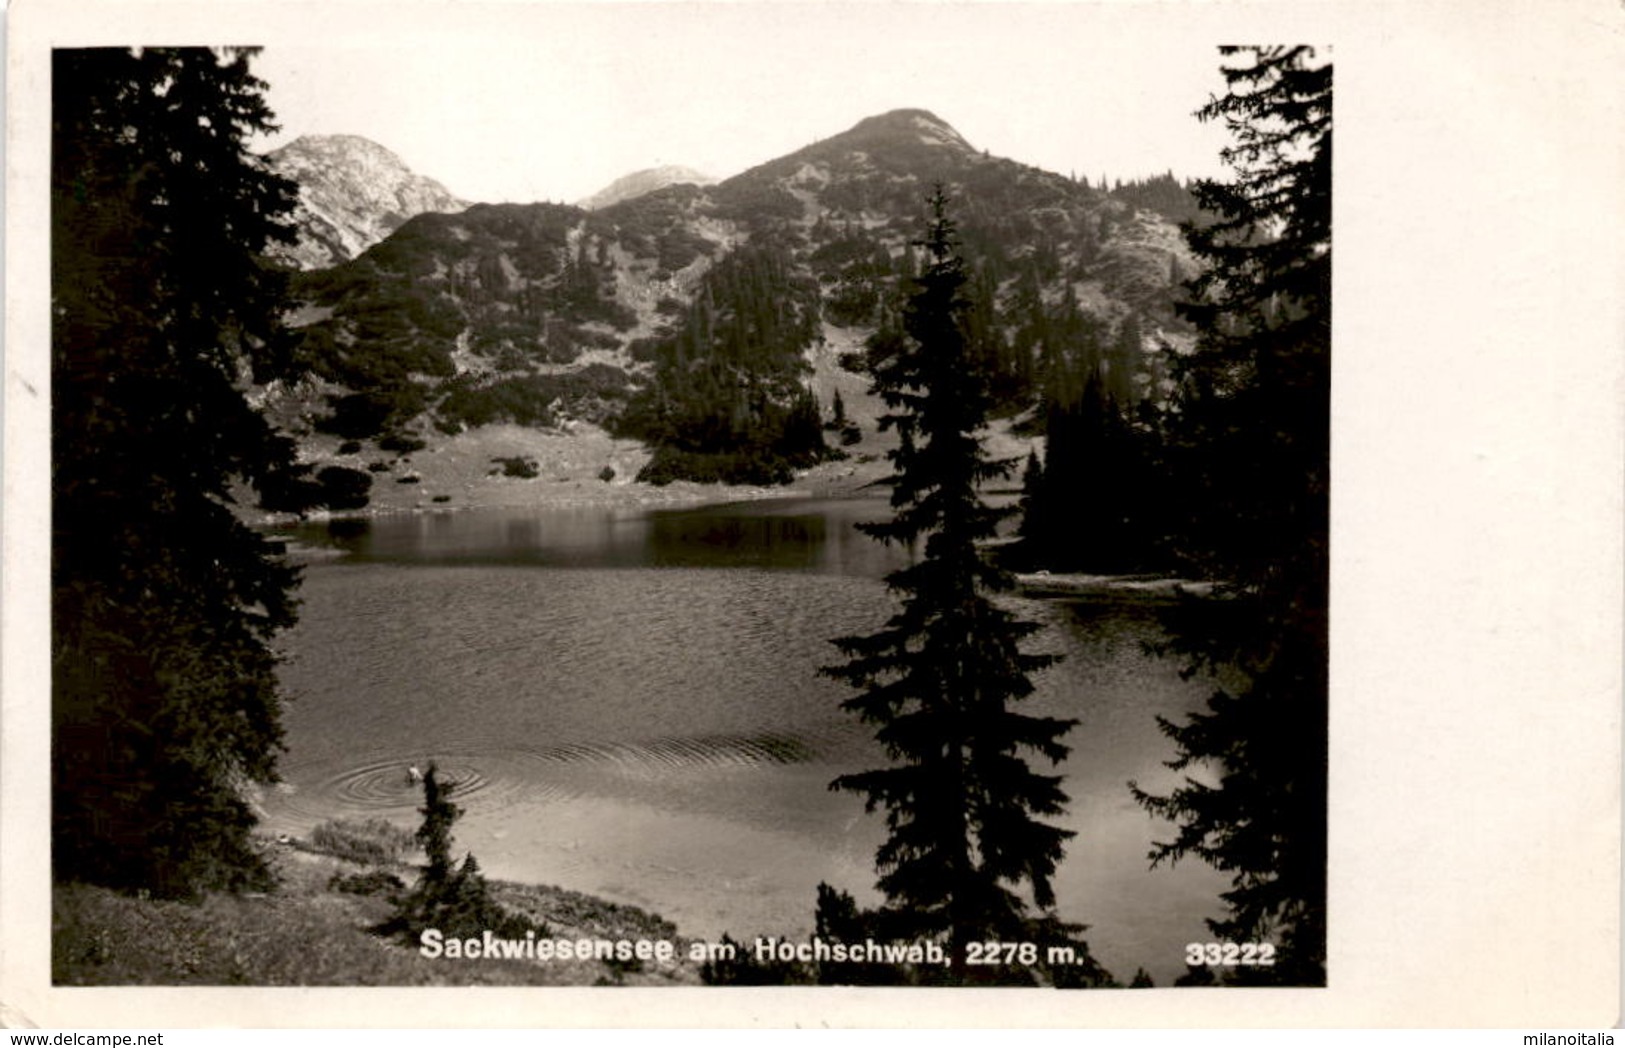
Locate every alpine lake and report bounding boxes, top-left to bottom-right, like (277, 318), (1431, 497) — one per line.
(260, 493), (1229, 984)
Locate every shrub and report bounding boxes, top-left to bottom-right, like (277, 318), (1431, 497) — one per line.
(574, 362), (633, 394)
(315, 392), (394, 440)
(657, 229), (713, 273)
(329, 870), (406, 897)
(627, 337), (664, 363)
(438, 377), (555, 429)
(432, 495), (452, 503)
(315, 466), (373, 511)
(308, 818), (416, 865)
(378, 432), (427, 454)
(598, 466), (616, 483)
(637, 447), (794, 487)
(700, 933), (814, 986)
(581, 328), (625, 351)
(710, 182), (805, 226)
(337, 440), (362, 455)
(396, 475), (421, 485)
(491, 344), (532, 372)
(491, 456), (539, 479)
(367, 461), (392, 473)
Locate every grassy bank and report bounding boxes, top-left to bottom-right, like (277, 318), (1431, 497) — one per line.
(53, 835), (705, 986)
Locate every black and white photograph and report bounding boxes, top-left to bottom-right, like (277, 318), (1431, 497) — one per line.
(3, 0), (1619, 1031)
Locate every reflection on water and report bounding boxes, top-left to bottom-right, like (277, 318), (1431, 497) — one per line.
(266, 497), (1228, 983)
(286, 497), (909, 576)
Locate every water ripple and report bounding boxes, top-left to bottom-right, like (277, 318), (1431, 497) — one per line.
(538, 733), (814, 770)
(269, 734), (816, 822)
(271, 748), (572, 823)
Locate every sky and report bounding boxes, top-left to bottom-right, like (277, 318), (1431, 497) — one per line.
(249, 4), (1236, 205)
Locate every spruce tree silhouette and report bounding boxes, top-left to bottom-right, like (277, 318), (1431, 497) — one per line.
(825, 188), (1098, 982)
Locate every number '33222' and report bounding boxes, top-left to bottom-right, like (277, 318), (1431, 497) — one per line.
(1185, 942), (1277, 966)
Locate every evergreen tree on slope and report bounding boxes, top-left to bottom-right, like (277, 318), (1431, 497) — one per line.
(1131, 45), (1332, 984)
(824, 188), (1081, 972)
(52, 47), (312, 895)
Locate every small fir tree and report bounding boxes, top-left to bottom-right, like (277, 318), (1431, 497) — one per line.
(812, 882), (908, 985)
(390, 765), (536, 942)
(414, 763), (461, 887)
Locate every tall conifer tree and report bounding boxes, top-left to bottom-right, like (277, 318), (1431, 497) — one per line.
(52, 48), (310, 895)
(1131, 45), (1331, 983)
(824, 188), (1077, 965)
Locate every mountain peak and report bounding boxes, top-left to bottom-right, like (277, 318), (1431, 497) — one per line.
(265, 135), (466, 270)
(852, 108), (954, 131)
(836, 108), (974, 152)
(712, 106), (997, 218)
(577, 165), (718, 210)
(273, 134), (406, 165)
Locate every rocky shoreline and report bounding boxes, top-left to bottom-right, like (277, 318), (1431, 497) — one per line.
(1013, 572), (1213, 602)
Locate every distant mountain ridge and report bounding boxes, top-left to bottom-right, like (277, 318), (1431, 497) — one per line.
(265, 134), (467, 270)
(273, 108), (1206, 492)
(577, 165), (717, 211)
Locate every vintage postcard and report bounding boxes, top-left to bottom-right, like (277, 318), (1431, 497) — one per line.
(3, 0), (1619, 1030)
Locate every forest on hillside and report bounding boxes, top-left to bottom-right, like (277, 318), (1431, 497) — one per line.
(253, 101), (1214, 506)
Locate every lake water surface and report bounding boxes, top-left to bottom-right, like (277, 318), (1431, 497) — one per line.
(261, 496), (1228, 984)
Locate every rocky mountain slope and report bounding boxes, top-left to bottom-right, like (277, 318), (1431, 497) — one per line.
(577, 165), (717, 211)
(265, 134), (468, 270)
(268, 108), (1204, 501)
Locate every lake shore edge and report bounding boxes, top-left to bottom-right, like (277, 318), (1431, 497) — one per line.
(253, 420), (903, 530)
